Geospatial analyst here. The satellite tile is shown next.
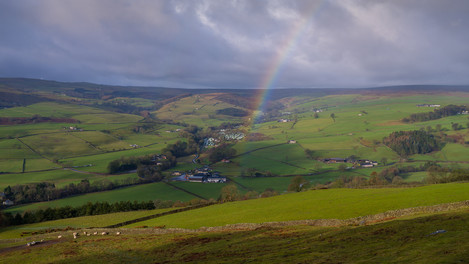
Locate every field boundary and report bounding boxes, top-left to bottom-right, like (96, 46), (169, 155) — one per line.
(164, 182), (207, 200)
(105, 202), (215, 228)
(233, 143), (287, 158)
(15, 137), (55, 163)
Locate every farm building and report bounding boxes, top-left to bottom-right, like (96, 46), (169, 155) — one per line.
(3, 199), (14, 206)
(188, 174), (206, 182)
(206, 176), (227, 183)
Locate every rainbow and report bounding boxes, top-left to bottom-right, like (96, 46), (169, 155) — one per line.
(250, 1), (324, 124)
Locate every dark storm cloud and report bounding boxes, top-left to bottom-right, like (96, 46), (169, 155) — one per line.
(0, 0), (468, 88)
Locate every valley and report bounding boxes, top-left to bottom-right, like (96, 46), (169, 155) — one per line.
(1, 79), (469, 262)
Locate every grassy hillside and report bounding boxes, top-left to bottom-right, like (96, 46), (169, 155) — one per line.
(4, 182), (196, 214)
(153, 93), (251, 126)
(1, 210), (468, 263)
(1, 80), (469, 221)
(125, 183), (469, 229)
(0, 208), (175, 239)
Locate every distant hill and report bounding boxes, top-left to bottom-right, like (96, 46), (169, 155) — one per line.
(1, 77), (469, 118)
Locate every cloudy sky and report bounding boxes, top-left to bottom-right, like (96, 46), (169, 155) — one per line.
(1, 0), (468, 88)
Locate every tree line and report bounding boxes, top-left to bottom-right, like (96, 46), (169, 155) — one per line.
(107, 153), (176, 175)
(0, 200), (155, 227)
(1, 176), (157, 206)
(402, 104), (466, 123)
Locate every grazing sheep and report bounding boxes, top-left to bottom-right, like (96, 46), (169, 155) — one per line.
(83, 231), (87, 235)
(116, 231), (121, 235)
(58, 235), (62, 239)
(93, 232), (98, 235)
(87, 234), (91, 236)
(101, 232), (108, 235)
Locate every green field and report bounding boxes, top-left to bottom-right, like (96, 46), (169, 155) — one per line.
(154, 94), (249, 126)
(1, 85), (469, 223)
(126, 183), (469, 229)
(0, 207), (175, 239)
(5, 182), (197, 214)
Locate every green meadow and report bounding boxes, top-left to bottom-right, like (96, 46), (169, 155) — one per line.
(5, 182), (196, 214)
(2, 210), (469, 263)
(126, 182), (469, 229)
(0, 208), (175, 239)
(1, 89), (469, 226)
(154, 94), (249, 126)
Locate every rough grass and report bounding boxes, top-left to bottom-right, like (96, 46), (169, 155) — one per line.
(1, 210), (468, 263)
(0, 208), (175, 239)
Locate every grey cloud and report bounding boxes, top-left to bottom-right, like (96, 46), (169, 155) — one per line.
(0, 0), (468, 88)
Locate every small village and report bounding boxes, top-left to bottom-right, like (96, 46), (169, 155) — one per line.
(171, 166), (227, 183)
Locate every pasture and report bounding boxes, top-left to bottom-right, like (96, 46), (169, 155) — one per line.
(1, 210), (468, 263)
(0, 207), (175, 239)
(126, 183), (469, 229)
(5, 182), (197, 214)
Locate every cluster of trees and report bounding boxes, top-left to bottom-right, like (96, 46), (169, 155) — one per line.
(216, 107), (249, 117)
(402, 105), (466, 123)
(426, 165), (469, 184)
(0, 200), (156, 227)
(162, 141), (197, 158)
(219, 184), (279, 203)
(1, 176), (158, 206)
(383, 130), (443, 157)
(288, 176), (310, 192)
(210, 122), (243, 130)
(107, 154), (176, 174)
(136, 165), (165, 181)
(208, 144), (237, 163)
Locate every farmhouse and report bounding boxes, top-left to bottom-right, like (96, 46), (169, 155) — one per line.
(171, 171), (182, 176)
(206, 175), (227, 183)
(357, 160), (378, 167)
(172, 166), (227, 183)
(417, 104), (440, 107)
(3, 199), (14, 206)
(188, 174), (206, 182)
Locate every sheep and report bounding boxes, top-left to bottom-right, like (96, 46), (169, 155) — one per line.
(101, 232), (108, 235)
(93, 232), (98, 235)
(116, 231), (121, 235)
(58, 235), (62, 239)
